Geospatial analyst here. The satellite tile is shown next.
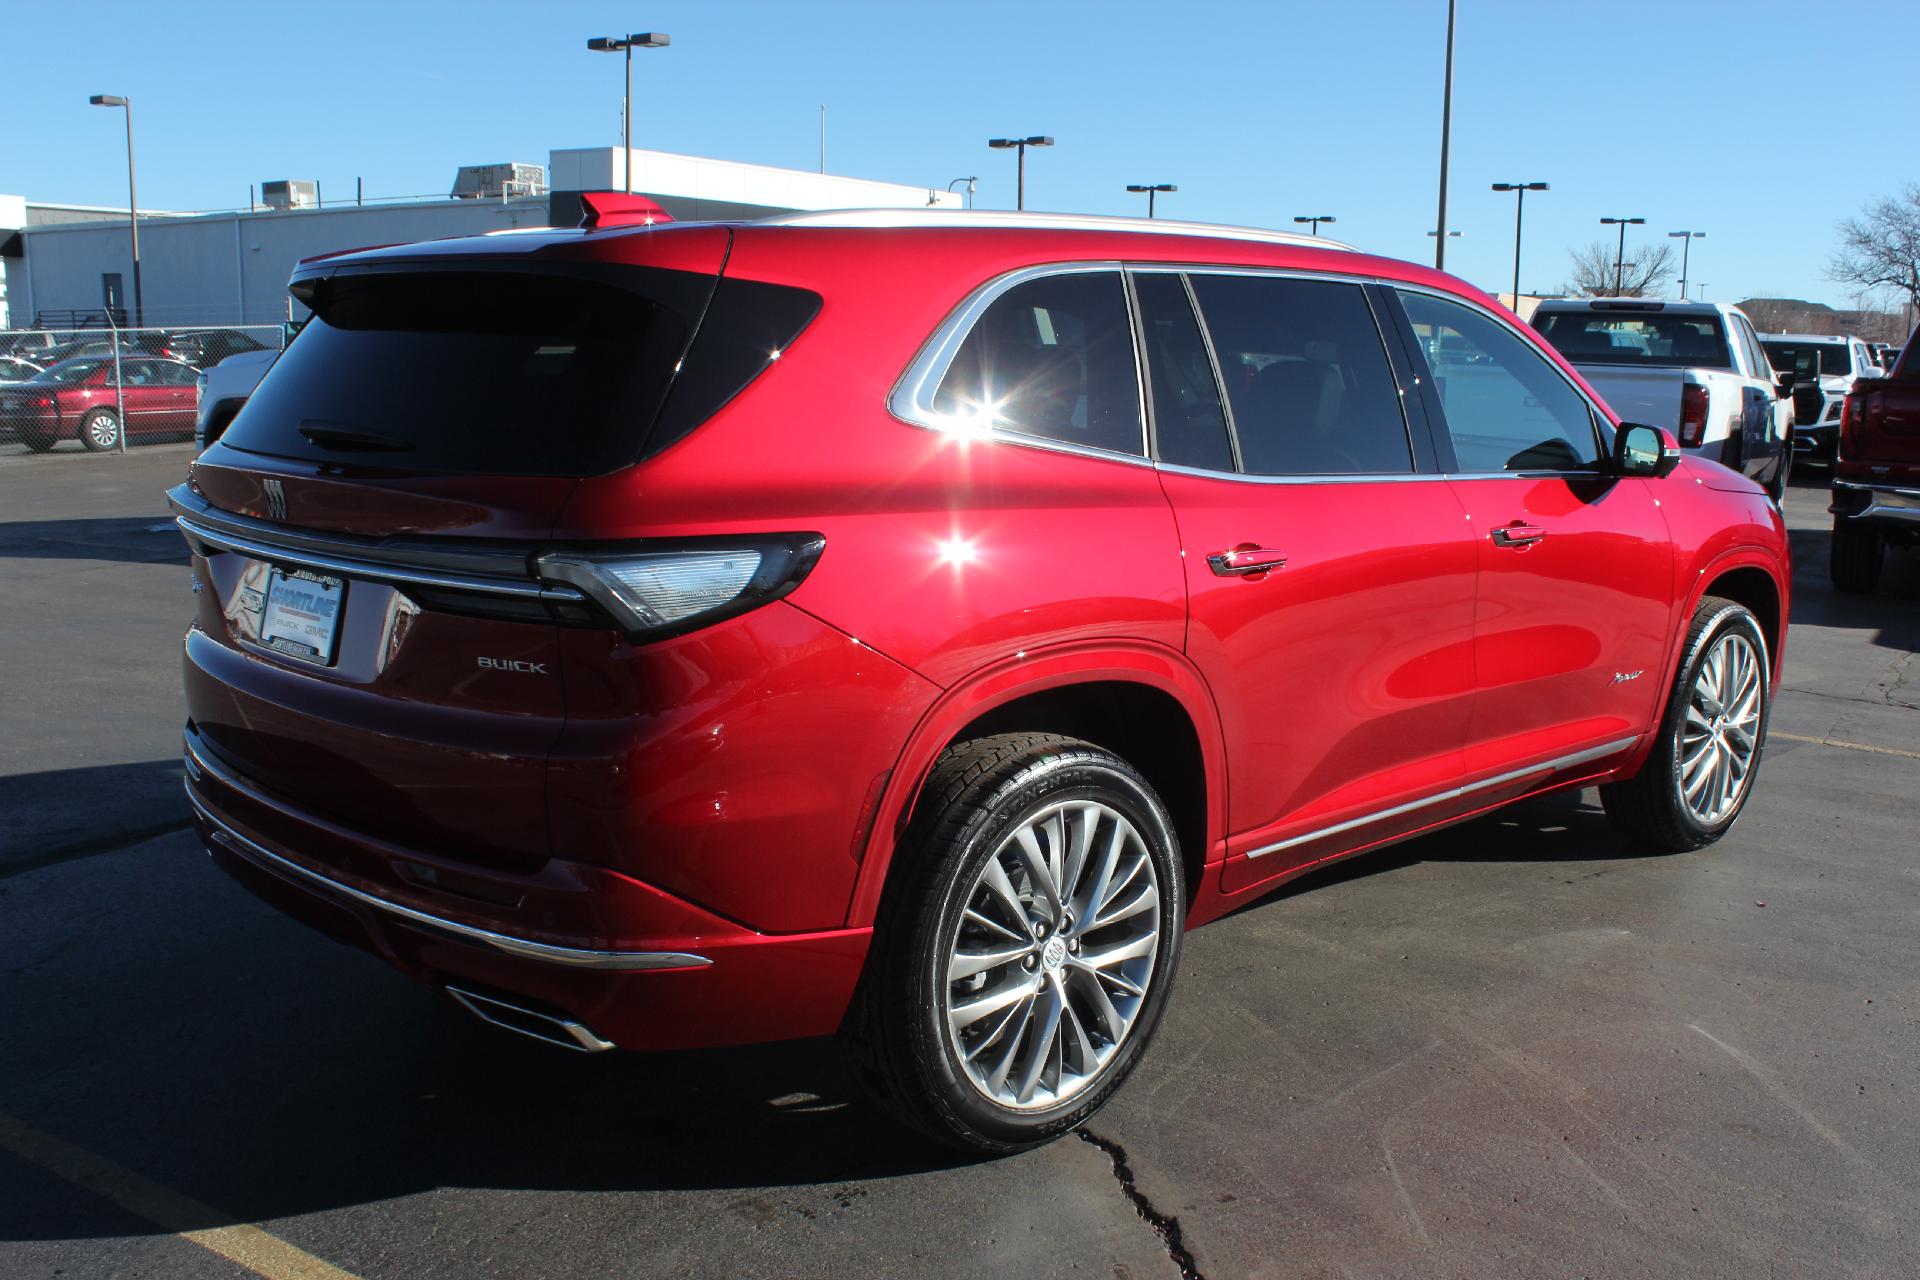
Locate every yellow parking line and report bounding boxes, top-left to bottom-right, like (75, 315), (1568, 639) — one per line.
(0, 1110), (362, 1280)
(1771, 730), (1920, 761)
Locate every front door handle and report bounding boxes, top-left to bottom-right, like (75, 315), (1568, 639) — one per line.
(1208, 546), (1288, 576)
(1490, 523), (1546, 548)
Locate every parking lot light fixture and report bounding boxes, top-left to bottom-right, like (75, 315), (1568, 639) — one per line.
(1668, 230), (1706, 299)
(987, 136), (1053, 211)
(1600, 216), (1646, 295)
(1126, 183), (1176, 219)
(1292, 215), (1336, 236)
(588, 33), (671, 194)
(1491, 182), (1549, 312)
(88, 94), (141, 328)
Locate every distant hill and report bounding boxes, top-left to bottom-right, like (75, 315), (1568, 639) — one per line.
(1739, 297), (1909, 343)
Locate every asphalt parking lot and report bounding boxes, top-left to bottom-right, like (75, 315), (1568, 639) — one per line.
(2, 444), (1916, 1279)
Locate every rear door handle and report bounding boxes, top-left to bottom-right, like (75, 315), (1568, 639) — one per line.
(1208, 547), (1288, 576)
(1490, 523), (1546, 548)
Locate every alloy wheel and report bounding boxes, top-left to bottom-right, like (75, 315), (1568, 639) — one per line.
(86, 413), (118, 449)
(942, 799), (1162, 1111)
(1678, 630), (1764, 825)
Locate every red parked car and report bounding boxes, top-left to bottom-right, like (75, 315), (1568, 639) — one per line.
(1832, 332), (1920, 592)
(2, 356), (200, 451)
(173, 207), (1789, 1152)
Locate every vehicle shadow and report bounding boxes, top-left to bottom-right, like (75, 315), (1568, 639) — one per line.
(0, 516), (188, 565)
(1248, 786), (1654, 914)
(0, 759), (191, 875)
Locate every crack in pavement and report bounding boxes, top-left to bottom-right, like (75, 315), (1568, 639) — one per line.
(1077, 1129), (1205, 1280)
(0, 820), (195, 881)
(1780, 684), (1920, 713)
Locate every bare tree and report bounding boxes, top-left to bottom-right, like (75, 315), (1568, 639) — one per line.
(1561, 239), (1677, 297)
(1830, 186), (1920, 327)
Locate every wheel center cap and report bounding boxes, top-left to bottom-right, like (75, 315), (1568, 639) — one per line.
(1040, 937), (1068, 972)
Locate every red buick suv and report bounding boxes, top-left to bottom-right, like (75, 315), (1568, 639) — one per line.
(174, 206), (1789, 1152)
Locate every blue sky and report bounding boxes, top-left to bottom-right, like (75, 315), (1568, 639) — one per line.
(4, 0), (1909, 308)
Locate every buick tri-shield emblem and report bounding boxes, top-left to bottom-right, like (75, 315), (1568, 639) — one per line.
(263, 478), (286, 521)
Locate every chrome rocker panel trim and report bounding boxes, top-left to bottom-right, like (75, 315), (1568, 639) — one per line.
(1246, 736), (1642, 860)
(182, 743), (711, 973)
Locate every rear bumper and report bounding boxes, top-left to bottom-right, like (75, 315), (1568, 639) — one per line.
(183, 726), (871, 1052)
(1831, 480), (1920, 530)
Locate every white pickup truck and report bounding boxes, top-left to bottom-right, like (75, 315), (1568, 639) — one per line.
(1531, 299), (1794, 502)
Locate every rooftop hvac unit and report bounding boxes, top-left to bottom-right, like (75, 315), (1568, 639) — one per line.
(451, 163), (547, 200)
(260, 179), (320, 211)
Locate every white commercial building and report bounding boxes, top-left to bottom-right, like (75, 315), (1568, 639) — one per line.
(1, 147), (959, 330)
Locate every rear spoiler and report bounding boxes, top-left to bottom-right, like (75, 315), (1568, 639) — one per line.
(578, 192), (673, 230)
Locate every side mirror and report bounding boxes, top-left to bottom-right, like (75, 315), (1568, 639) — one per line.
(1774, 375), (1795, 399)
(1614, 423), (1681, 478)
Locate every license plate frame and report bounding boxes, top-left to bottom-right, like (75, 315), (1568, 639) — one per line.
(260, 567), (345, 665)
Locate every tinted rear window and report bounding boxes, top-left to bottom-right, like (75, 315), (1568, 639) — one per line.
(1533, 310), (1730, 369)
(218, 263), (816, 479)
(1762, 341), (1852, 379)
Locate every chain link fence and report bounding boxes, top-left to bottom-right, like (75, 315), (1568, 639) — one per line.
(0, 322), (286, 455)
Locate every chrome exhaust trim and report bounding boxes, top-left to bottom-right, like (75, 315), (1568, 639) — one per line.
(445, 985), (615, 1053)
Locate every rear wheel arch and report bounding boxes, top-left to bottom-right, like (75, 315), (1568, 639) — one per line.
(847, 645), (1227, 928)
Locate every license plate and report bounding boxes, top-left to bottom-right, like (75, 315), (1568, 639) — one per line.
(261, 568), (345, 664)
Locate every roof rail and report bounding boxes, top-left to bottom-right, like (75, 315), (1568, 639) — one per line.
(753, 207), (1356, 251)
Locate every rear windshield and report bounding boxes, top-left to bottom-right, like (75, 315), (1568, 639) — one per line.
(1762, 341), (1851, 379)
(1533, 311), (1730, 369)
(219, 264), (820, 476)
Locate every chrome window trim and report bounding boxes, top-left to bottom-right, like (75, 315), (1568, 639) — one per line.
(1245, 736), (1641, 860)
(183, 742), (711, 972)
(889, 261), (1623, 485)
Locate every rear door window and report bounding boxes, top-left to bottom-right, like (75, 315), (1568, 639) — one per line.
(1131, 272), (1234, 471)
(1188, 274), (1411, 475)
(221, 265), (720, 476)
(933, 271), (1145, 456)
(1399, 290), (1600, 472)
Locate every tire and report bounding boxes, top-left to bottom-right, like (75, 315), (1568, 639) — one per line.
(847, 733), (1185, 1154)
(1829, 521), (1884, 594)
(1601, 597), (1771, 852)
(79, 409), (121, 452)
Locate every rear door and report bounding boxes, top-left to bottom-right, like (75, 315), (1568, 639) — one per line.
(1390, 288), (1672, 778)
(1143, 270), (1480, 890)
(181, 229), (732, 867)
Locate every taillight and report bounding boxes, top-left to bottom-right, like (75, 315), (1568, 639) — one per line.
(536, 534), (825, 642)
(1839, 393), (1860, 460)
(30, 395), (53, 409)
(1678, 384), (1710, 448)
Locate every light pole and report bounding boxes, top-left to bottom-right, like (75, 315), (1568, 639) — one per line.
(1434, 0), (1456, 269)
(947, 177), (977, 210)
(1600, 216), (1645, 295)
(1292, 215), (1336, 236)
(587, 33), (670, 193)
(1127, 183), (1176, 218)
(988, 136), (1053, 211)
(1491, 182), (1548, 311)
(1668, 230), (1705, 299)
(88, 94), (140, 328)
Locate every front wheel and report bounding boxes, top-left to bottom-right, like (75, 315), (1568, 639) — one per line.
(848, 733), (1184, 1154)
(79, 409), (121, 452)
(1602, 597), (1771, 852)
